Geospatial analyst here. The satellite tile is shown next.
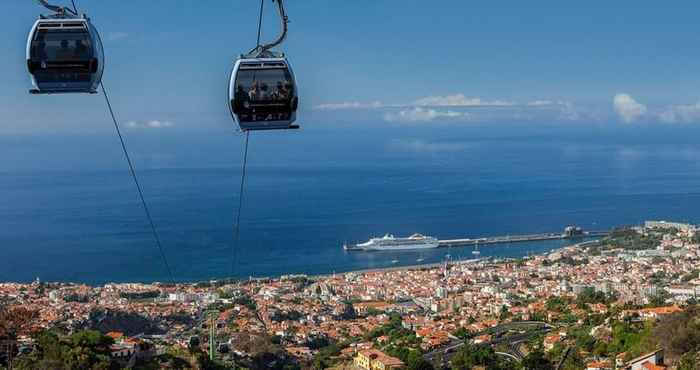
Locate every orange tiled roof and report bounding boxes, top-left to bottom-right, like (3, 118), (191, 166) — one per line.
(358, 349), (405, 367)
(642, 361), (666, 370)
(106, 332), (124, 340)
(639, 306), (683, 315)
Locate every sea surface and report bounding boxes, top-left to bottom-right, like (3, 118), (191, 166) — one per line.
(3, 123), (700, 284)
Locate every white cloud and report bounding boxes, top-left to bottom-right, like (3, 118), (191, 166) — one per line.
(413, 94), (514, 107)
(312, 94), (591, 123)
(557, 101), (581, 121)
(389, 139), (468, 153)
(106, 32), (129, 41)
(527, 100), (555, 107)
(659, 102), (700, 123)
(613, 94), (647, 123)
(314, 101), (383, 110)
(383, 107), (467, 123)
(126, 120), (174, 129)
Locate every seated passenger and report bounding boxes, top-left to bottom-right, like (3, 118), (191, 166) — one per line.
(274, 81), (289, 101)
(35, 41), (48, 61)
(74, 40), (89, 59)
(259, 83), (270, 101)
(248, 81), (260, 101)
(235, 85), (249, 109)
(55, 40), (74, 60)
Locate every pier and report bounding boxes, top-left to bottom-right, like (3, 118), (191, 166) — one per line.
(344, 226), (609, 251)
(438, 230), (608, 248)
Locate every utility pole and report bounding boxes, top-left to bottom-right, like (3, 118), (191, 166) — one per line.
(204, 310), (218, 362)
(6, 340), (13, 370)
(209, 314), (214, 361)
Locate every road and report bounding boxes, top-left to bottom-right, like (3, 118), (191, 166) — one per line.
(423, 322), (552, 365)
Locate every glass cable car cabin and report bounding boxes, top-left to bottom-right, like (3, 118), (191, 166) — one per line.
(26, 15), (104, 94)
(228, 0), (299, 131)
(228, 57), (299, 131)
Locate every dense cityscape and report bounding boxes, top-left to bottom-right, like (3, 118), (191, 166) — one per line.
(3, 221), (700, 369)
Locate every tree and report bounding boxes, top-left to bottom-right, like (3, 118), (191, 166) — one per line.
(452, 327), (472, 341)
(407, 354), (434, 370)
(0, 306), (37, 340)
(14, 330), (116, 370)
(499, 305), (510, 321)
(521, 349), (553, 370)
(650, 306), (700, 361)
(545, 297), (569, 313)
(648, 290), (671, 307)
(311, 344), (339, 370)
(451, 344), (497, 370)
(677, 352), (700, 370)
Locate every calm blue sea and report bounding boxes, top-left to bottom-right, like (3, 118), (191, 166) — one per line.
(3, 122), (700, 284)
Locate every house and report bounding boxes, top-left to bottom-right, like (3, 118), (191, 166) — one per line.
(353, 302), (392, 316)
(624, 349), (666, 370)
(285, 346), (312, 360)
(472, 334), (492, 344)
(354, 349), (406, 370)
(621, 306), (683, 321)
(543, 332), (566, 352)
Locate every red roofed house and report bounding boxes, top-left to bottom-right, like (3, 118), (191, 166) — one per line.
(624, 349), (666, 370)
(543, 332), (566, 352)
(354, 349), (406, 370)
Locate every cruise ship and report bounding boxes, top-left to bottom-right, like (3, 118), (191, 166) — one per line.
(344, 233), (439, 251)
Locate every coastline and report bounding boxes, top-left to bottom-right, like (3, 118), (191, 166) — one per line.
(2, 239), (600, 287)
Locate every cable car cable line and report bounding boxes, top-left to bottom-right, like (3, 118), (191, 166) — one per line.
(100, 81), (176, 285)
(27, 0), (176, 283)
(231, 131), (251, 277)
(229, 0), (292, 278)
(247, 0), (289, 58)
(256, 0), (265, 48)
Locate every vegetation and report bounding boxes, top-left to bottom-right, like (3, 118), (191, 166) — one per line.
(452, 327), (473, 341)
(520, 349), (554, 370)
(14, 330), (116, 370)
(233, 295), (257, 310)
(602, 228), (662, 250)
(450, 343), (514, 370)
(649, 306), (700, 363)
(406, 352), (434, 370)
(311, 344), (340, 370)
(575, 287), (616, 306)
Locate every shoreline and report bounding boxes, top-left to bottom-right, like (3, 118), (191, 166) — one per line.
(4, 239), (599, 287)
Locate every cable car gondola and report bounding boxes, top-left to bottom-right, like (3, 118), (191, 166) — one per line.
(26, 0), (104, 94)
(228, 0), (299, 131)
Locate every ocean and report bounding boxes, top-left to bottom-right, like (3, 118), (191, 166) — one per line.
(2, 122), (700, 284)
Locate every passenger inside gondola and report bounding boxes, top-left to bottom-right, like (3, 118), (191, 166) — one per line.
(55, 40), (73, 60)
(30, 29), (94, 85)
(233, 67), (295, 123)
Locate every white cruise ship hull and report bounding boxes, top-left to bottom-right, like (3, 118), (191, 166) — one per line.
(344, 233), (440, 251)
(362, 242), (439, 251)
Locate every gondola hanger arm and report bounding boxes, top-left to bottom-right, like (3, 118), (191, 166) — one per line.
(36, 0), (77, 17)
(246, 0), (289, 58)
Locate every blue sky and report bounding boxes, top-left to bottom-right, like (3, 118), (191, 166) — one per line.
(3, 0), (700, 134)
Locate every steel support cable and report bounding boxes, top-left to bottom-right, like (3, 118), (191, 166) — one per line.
(256, 0), (265, 47)
(101, 82), (176, 284)
(231, 131), (251, 278)
(229, 0), (262, 279)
